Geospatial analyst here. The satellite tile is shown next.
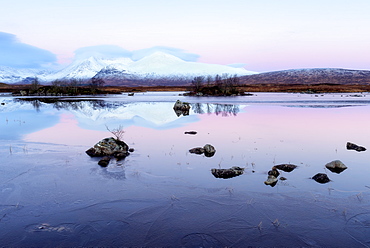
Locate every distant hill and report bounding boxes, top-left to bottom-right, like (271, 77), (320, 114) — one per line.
(239, 68), (370, 85)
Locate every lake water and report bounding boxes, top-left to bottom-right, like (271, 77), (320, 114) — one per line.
(1, 92), (369, 247)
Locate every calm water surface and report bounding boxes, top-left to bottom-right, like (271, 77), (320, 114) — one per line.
(0, 92), (369, 247)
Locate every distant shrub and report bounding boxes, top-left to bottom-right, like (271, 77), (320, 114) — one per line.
(187, 74), (243, 96)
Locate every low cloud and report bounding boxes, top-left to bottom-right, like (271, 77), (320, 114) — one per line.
(74, 45), (132, 60)
(73, 45), (200, 62)
(0, 32), (57, 69)
(131, 46), (200, 62)
(227, 63), (247, 68)
(0, 33), (201, 69)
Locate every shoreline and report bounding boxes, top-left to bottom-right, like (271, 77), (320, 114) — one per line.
(2, 83), (370, 94)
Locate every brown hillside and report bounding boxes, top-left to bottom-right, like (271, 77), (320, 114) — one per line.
(240, 68), (370, 85)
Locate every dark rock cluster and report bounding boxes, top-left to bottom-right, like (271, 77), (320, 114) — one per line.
(264, 164), (298, 187)
(189, 144), (216, 157)
(86, 137), (131, 167)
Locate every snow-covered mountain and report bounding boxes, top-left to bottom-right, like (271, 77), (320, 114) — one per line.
(0, 66), (50, 84)
(0, 52), (256, 84)
(127, 52), (253, 77)
(44, 57), (134, 81)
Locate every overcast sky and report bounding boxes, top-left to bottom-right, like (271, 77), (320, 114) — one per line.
(1, 0), (370, 72)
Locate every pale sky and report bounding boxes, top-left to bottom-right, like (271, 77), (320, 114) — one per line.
(1, 0), (370, 72)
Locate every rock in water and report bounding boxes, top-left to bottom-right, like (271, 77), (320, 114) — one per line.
(268, 168), (280, 178)
(264, 175), (278, 187)
(273, 164), (297, 172)
(312, 173), (330, 184)
(184, 131), (197, 135)
(203, 144), (216, 157)
(346, 142), (366, 152)
(325, 160), (347, 174)
(189, 144), (216, 157)
(86, 137), (129, 157)
(114, 151), (130, 160)
(189, 147), (205, 154)
(98, 156), (111, 167)
(211, 166), (244, 179)
(173, 100), (190, 116)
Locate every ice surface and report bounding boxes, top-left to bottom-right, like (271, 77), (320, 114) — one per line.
(1, 92), (369, 246)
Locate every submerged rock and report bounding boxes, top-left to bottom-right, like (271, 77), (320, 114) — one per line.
(86, 137), (129, 157)
(98, 156), (111, 167)
(211, 166), (244, 179)
(184, 131), (197, 135)
(273, 164), (297, 172)
(312, 173), (331, 184)
(325, 160), (347, 174)
(173, 100), (190, 116)
(114, 151), (130, 160)
(347, 142), (366, 152)
(264, 175), (278, 187)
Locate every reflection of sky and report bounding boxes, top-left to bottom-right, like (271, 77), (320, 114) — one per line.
(24, 113), (109, 146)
(0, 107), (59, 140)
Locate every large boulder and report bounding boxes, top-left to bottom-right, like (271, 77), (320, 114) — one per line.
(86, 137), (129, 158)
(347, 142), (366, 152)
(173, 100), (190, 116)
(211, 166), (244, 179)
(325, 160), (347, 174)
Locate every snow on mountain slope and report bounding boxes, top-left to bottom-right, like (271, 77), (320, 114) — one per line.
(43, 57), (134, 81)
(0, 66), (48, 83)
(0, 52), (255, 83)
(126, 52), (254, 77)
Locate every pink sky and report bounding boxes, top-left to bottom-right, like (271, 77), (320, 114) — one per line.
(1, 0), (370, 72)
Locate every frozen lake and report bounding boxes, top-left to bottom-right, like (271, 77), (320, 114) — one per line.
(1, 92), (370, 247)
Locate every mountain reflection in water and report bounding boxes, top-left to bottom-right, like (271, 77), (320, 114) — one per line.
(16, 98), (241, 117)
(191, 103), (239, 116)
